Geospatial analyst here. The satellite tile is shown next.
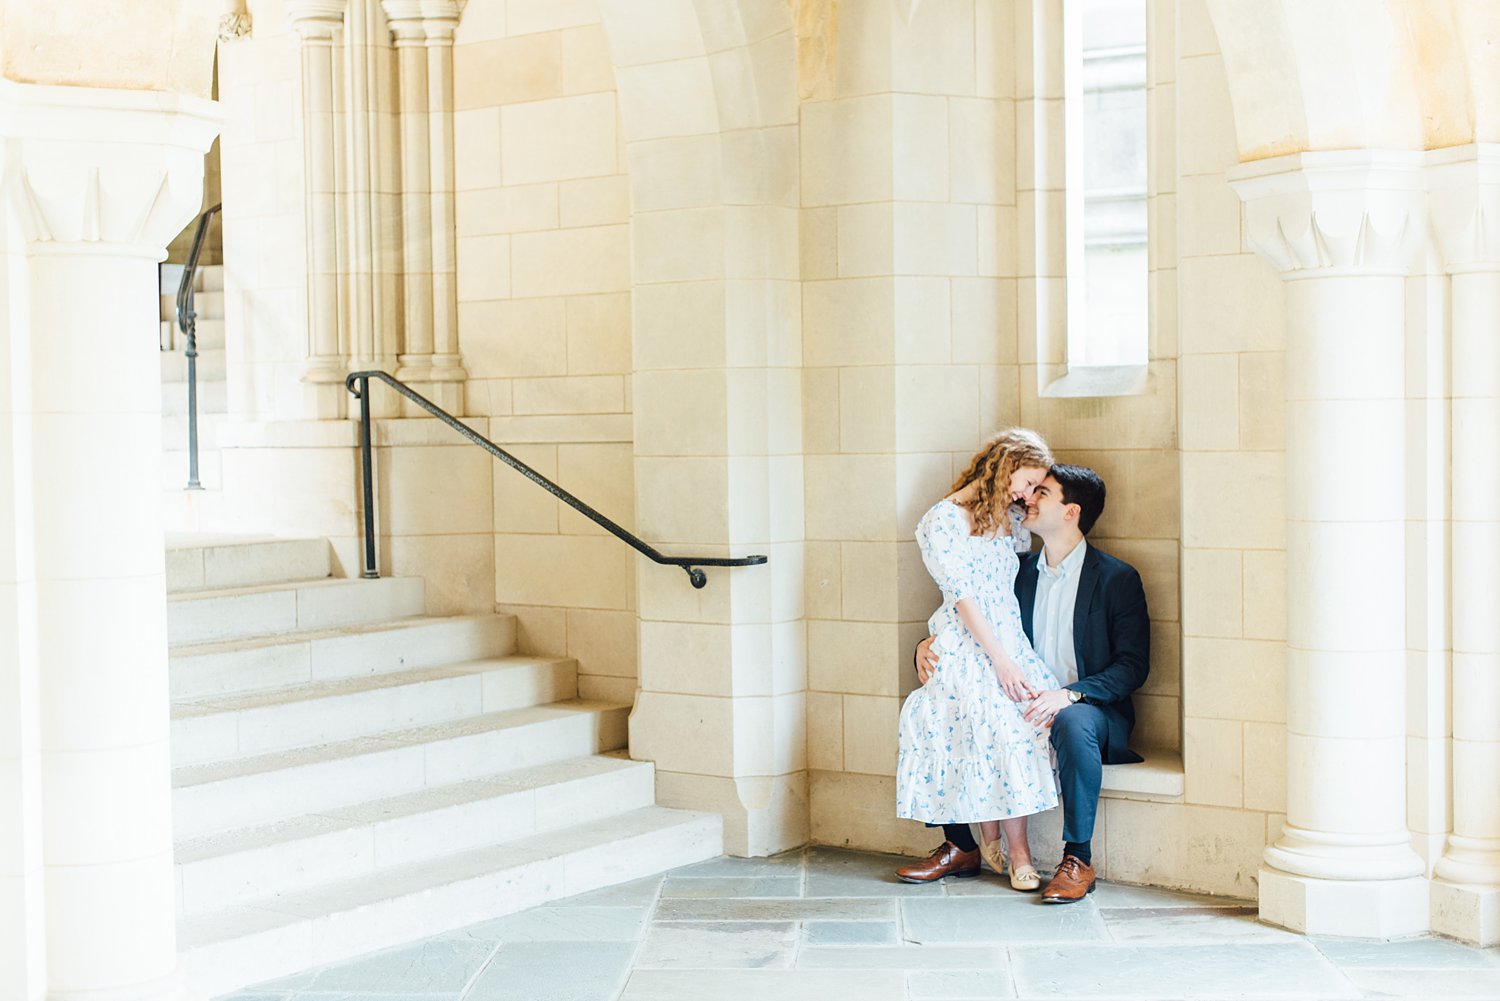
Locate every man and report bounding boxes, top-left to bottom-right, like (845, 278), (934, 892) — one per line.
(908, 464), (1150, 902)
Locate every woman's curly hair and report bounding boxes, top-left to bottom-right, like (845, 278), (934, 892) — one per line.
(950, 427), (1054, 537)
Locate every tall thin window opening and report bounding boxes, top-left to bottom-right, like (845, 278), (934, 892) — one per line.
(1063, 0), (1148, 369)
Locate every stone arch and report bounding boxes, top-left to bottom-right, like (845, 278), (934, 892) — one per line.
(1204, 0), (1500, 161)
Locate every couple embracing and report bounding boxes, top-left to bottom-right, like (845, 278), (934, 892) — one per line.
(894, 428), (1151, 903)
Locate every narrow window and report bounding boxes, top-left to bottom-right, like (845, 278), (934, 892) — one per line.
(1063, 0), (1148, 369)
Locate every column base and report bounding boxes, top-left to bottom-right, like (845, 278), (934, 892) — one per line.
(1258, 867), (1430, 937)
(654, 771), (808, 858)
(49, 967), (193, 1001)
(1431, 880), (1500, 948)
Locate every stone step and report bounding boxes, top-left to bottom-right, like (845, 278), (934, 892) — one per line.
(171, 700), (630, 841)
(168, 613), (517, 701)
(165, 535), (332, 594)
(170, 655), (578, 767)
(166, 576), (426, 646)
(160, 379), (228, 417)
(179, 803), (722, 998)
(161, 346), (226, 383)
(173, 754), (654, 916)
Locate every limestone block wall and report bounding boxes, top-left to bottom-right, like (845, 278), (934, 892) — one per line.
(453, 1), (638, 700)
(217, 0), (312, 421)
(802, 0), (1031, 856)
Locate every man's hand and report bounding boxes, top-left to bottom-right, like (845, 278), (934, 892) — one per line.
(1023, 688), (1074, 727)
(915, 636), (939, 684)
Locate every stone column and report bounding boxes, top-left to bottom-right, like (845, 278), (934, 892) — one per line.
(382, 0), (466, 413)
(1429, 144), (1500, 948)
(0, 82), (218, 1001)
(287, 0), (349, 419)
(1231, 151), (1430, 937)
(422, 0), (466, 409)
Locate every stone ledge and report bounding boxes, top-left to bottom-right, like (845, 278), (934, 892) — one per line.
(1101, 749), (1184, 801)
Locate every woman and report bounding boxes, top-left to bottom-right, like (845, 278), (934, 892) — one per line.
(894, 428), (1060, 891)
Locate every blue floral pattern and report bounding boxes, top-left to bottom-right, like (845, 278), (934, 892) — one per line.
(895, 499), (1061, 823)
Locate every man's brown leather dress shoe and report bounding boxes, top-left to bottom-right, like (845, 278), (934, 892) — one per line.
(894, 841), (982, 883)
(1040, 854), (1096, 903)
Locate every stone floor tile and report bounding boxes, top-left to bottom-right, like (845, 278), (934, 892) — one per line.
(945, 877), (1036, 897)
(1310, 935), (1500, 969)
(261, 938), (496, 994)
(803, 920), (899, 945)
(796, 945), (1009, 970)
(902, 897), (1108, 944)
(1010, 942), (1360, 999)
(805, 846), (948, 897)
(659, 875), (803, 898)
(907, 969), (1018, 999)
(1339, 968), (1500, 998)
(463, 941), (635, 1001)
(1087, 881), (1252, 909)
(668, 850), (806, 878)
(617, 969), (906, 1001)
(1100, 907), (1302, 944)
(459, 905), (648, 943)
(545, 873), (664, 908)
(654, 896), (897, 921)
(635, 920), (797, 969)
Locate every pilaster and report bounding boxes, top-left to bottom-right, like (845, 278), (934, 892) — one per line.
(1230, 150), (1430, 937)
(287, 0), (350, 419)
(382, 0), (467, 413)
(1426, 143), (1500, 947)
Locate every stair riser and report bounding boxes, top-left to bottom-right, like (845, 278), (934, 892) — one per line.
(161, 318), (226, 350)
(172, 660), (577, 767)
(167, 577), (425, 646)
(176, 764), (655, 915)
(181, 814), (721, 999)
(169, 616), (518, 700)
(166, 539), (332, 594)
(173, 707), (628, 840)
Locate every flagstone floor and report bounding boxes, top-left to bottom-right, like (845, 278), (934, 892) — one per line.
(225, 847), (1500, 1001)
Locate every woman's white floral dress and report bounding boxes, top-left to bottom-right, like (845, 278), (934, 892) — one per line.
(895, 499), (1060, 823)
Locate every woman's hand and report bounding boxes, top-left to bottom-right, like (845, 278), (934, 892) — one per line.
(990, 651), (1037, 702)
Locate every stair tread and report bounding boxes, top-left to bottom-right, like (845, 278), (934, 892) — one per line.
(179, 804), (717, 948)
(166, 575), (421, 604)
(174, 753), (642, 863)
(170, 612), (506, 660)
(172, 655), (575, 718)
(172, 699), (628, 789)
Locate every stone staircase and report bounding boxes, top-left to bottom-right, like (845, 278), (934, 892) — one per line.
(165, 534), (721, 997)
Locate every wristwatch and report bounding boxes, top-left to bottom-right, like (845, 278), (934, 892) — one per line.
(1066, 689), (1085, 704)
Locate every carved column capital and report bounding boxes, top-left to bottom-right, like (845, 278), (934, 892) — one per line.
(286, 0), (348, 40)
(1228, 149), (1428, 277)
(0, 81), (221, 256)
(420, 0), (464, 42)
(1427, 144), (1500, 273)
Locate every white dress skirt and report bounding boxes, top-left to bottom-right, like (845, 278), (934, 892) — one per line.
(895, 500), (1061, 824)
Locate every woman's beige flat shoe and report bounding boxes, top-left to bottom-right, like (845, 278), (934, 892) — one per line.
(1009, 864), (1042, 892)
(978, 837), (1006, 876)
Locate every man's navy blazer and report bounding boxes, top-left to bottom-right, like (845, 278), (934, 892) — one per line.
(1015, 544), (1150, 765)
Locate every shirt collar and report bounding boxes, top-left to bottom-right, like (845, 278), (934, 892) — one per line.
(1039, 538), (1087, 580)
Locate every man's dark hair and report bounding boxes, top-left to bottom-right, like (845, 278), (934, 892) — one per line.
(1049, 464), (1106, 536)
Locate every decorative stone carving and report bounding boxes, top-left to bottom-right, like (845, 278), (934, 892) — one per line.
(1231, 150), (1428, 275)
(218, 13), (253, 40)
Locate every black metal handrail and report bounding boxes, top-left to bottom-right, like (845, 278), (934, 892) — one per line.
(174, 202), (222, 491)
(345, 371), (769, 589)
